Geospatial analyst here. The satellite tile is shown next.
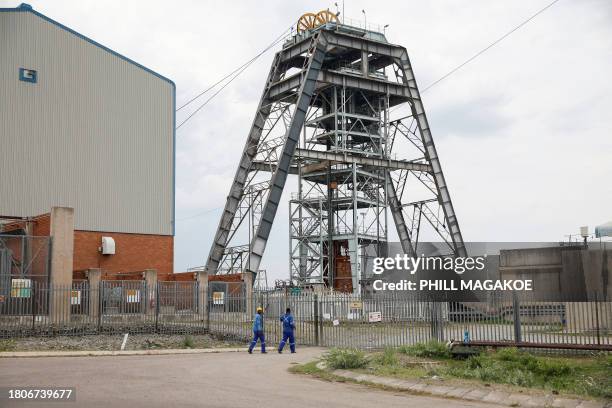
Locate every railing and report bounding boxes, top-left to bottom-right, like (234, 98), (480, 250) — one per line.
(1, 283), (610, 353)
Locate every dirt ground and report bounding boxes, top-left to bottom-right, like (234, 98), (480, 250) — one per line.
(0, 333), (242, 351)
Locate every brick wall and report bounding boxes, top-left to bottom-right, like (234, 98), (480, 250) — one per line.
(73, 230), (173, 277)
(2, 213), (174, 279)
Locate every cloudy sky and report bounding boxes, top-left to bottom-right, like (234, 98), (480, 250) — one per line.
(7, 0), (611, 282)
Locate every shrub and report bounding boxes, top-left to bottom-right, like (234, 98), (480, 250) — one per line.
(398, 341), (451, 359)
(375, 347), (398, 366)
(0, 339), (16, 352)
(324, 348), (369, 369)
(182, 335), (195, 349)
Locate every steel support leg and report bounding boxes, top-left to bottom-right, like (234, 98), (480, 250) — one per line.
(396, 52), (467, 257)
(205, 55), (282, 274)
(246, 36), (328, 275)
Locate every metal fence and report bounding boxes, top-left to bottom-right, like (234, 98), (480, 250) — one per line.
(1, 281), (611, 353)
(0, 281), (205, 337)
(0, 235), (51, 306)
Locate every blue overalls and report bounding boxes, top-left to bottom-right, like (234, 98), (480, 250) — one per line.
(278, 313), (295, 353)
(248, 313), (266, 353)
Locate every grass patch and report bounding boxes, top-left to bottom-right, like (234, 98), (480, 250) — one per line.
(444, 348), (611, 399)
(0, 339), (17, 352)
(374, 347), (399, 366)
(324, 348), (369, 369)
(299, 344), (611, 400)
(289, 360), (348, 382)
(397, 340), (451, 359)
(181, 335), (195, 349)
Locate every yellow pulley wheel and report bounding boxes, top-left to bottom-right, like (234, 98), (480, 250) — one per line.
(314, 9), (338, 27)
(296, 13), (317, 33)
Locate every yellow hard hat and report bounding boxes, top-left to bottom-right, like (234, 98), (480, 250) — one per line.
(256, 307), (263, 313)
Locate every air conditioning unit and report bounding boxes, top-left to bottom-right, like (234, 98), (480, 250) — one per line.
(101, 236), (115, 255)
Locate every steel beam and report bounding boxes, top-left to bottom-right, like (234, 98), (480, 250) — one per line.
(245, 35), (328, 275)
(268, 70), (410, 101)
(395, 51), (467, 257)
(386, 171), (416, 258)
(204, 54), (282, 274)
(251, 149), (431, 174)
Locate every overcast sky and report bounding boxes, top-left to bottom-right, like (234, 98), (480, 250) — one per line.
(7, 0), (611, 283)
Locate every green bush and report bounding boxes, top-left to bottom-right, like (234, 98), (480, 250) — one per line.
(0, 339), (16, 352)
(324, 348), (369, 369)
(398, 341), (451, 359)
(182, 335), (195, 349)
(374, 347), (398, 366)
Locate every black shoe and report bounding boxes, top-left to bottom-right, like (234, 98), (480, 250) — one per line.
(248, 349), (252, 354)
(278, 350), (282, 354)
(261, 351), (267, 354)
(291, 351), (296, 354)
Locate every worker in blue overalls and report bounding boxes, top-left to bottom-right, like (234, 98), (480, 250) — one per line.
(278, 307), (296, 354)
(248, 307), (266, 354)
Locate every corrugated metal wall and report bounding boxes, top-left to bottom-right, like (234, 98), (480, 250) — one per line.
(0, 10), (174, 236)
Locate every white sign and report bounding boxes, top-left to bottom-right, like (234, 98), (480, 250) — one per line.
(368, 311), (382, 323)
(323, 313), (331, 320)
(332, 319), (340, 326)
(11, 279), (31, 298)
(71, 290), (81, 305)
(212, 292), (225, 305)
(126, 289), (140, 303)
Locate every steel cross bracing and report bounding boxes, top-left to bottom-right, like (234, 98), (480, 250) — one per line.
(204, 24), (466, 292)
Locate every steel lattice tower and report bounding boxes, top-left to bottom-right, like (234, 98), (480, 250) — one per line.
(204, 15), (466, 293)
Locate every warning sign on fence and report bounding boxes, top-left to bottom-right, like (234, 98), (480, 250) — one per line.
(10, 279), (31, 298)
(349, 301), (363, 310)
(212, 291), (225, 305)
(126, 289), (140, 303)
(71, 290), (81, 305)
(368, 311), (382, 323)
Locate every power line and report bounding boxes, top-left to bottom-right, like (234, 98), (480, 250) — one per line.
(391, 0), (560, 115)
(176, 59), (256, 130)
(175, 206), (222, 222)
(176, 26), (293, 112)
(421, 0), (560, 94)
(175, 29), (292, 131)
(175, 25), (294, 131)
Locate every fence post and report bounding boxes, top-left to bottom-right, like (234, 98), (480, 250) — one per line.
(594, 291), (601, 346)
(86, 268), (101, 322)
(429, 300), (441, 341)
(244, 271), (255, 319)
(143, 269), (157, 316)
(512, 291), (522, 343)
(98, 282), (103, 332)
(197, 271), (209, 330)
(31, 282), (36, 332)
(314, 294), (319, 346)
(49, 207), (74, 324)
(155, 282), (160, 332)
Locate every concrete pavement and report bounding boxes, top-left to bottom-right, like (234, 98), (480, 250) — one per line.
(0, 347), (501, 407)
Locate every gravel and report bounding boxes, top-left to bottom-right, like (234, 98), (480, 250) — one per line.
(0, 334), (242, 352)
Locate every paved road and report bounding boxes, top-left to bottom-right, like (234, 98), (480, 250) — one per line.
(0, 348), (500, 407)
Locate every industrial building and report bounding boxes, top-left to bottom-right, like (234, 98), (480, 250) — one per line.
(0, 4), (175, 280)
